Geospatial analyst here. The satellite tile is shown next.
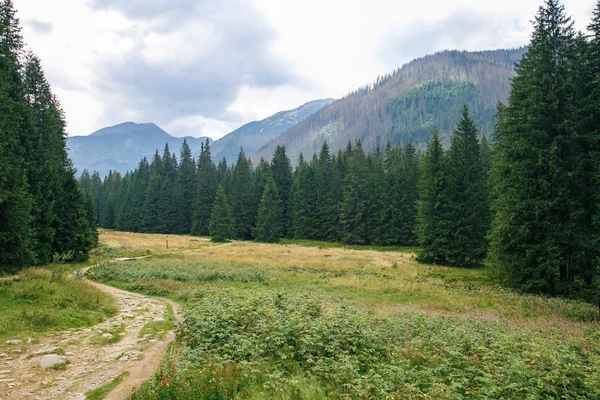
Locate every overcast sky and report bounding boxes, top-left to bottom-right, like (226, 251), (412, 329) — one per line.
(15, 0), (597, 139)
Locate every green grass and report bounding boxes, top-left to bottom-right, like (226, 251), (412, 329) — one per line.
(139, 302), (175, 340)
(0, 268), (117, 342)
(90, 325), (125, 345)
(85, 371), (129, 400)
(280, 238), (419, 253)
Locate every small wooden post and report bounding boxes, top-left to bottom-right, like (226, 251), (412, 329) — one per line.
(166, 236), (169, 249)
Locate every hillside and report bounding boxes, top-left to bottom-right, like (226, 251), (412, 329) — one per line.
(66, 122), (212, 178)
(252, 48), (527, 163)
(211, 98), (334, 163)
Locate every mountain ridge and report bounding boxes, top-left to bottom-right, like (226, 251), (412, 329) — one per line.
(252, 47), (528, 164)
(66, 99), (334, 177)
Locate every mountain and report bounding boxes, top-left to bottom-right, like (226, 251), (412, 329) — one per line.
(67, 122), (211, 178)
(67, 99), (332, 177)
(252, 48), (528, 164)
(211, 98), (334, 163)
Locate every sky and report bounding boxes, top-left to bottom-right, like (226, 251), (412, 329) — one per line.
(14, 0), (597, 139)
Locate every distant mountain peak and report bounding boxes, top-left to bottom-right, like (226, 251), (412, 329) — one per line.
(210, 98), (334, 163)
(89, 121), (165, 137)
(67, 99), (332, 176)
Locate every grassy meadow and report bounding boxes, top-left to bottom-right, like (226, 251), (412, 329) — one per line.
(0, 267), (117, 342)
(84, 231), (600, 399)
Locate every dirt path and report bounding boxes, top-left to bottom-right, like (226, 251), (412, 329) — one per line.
(0, 264), (182, 400)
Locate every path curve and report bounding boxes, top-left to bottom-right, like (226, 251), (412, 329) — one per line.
(0, 261), (182, 400)
(82, 267), (183, 400)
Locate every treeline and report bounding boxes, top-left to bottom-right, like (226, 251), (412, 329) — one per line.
(0, 1), (97, 273)
(81, 137), (425, 247)
(85, 106), (490, 261)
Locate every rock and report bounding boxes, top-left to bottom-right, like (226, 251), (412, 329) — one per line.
(123, 313), (134, 318)
(38, 354), (68, 369)
(0, 370), (10, 374)
(0, 354), (7, 358)
(101, 333), (113, 339)
(0, 378), (16, 382)
(42, 380), (48, 385)
(31, 347), (59, 356)
(65, 352), (73, 355)
(27, 337), (35, 343)
(118, 355), (129, 361)
(5, 340), (22, 345)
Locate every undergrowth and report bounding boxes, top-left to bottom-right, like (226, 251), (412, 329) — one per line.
(131, 288), (600, 399)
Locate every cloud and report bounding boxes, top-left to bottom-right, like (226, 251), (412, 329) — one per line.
(378, 10), (530, 69)
(88, 0), (297, 136)
(25, 19), (52, 34)
(87, 0), (199, 20)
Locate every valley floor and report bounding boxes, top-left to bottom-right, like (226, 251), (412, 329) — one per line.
(2, 231), (599, 399)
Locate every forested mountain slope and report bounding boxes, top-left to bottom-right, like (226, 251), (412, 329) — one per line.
(211, 99), (334, 163)
(253, 48), (527, 163)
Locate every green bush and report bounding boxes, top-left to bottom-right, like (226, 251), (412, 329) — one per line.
(133, 288), (600, 399)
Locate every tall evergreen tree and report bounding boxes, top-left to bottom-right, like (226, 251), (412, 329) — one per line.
(443, 106), (488, 266)
(230, 149), (255, 239)
(209, 185), (233, 242)
(271, 146), (293, 237)
(178, 139), (196, 232)
(314, 142), (338, 241)
(367, 148), (387, 245)
(22, 52), (67, 264)
(416, 130), (449, 264)
(0, 0), (33, 269)
(490, 0), (581, 293)
(253, 177), (283, 243)
(340, 140), (370, 244)
(291, 155), (317, 239)
(191, 139), (217, 236)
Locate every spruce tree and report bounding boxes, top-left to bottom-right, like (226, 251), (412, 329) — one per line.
(314, 142), (338, 241)
(191, 139), (217, 236)
(490, 0), (579, 293)
(340, 140), (369, 244)
(291, 155), (317, 239)
(230, 149), (255, 239)
(22, 52), (67, 264)
(367, 148), (387, 245)
(0, 0), (33, 269)
(271, 146), (293, 237)
(178, 139), (196, 233)
(416, 130), (449, 264)
(253, 177), (283, 243)
(443, 106), (488, 266)
(253, 158), (272, 216)
(209, 185), (233, 242)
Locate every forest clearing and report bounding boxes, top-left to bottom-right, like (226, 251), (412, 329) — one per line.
(3, 231), (598, 399)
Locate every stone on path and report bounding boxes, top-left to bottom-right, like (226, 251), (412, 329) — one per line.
(38, 354), (68, 369)
(5, 340), (22, 345)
